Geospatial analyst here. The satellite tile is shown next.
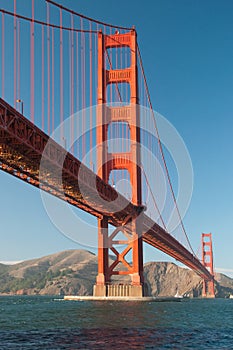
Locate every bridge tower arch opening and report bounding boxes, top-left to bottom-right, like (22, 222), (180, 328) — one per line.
(93, 29), (145, 297)
(202, 233), (215, 298)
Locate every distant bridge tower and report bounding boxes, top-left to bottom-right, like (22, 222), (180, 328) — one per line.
(93, 29), (144, 297)
(202, 233), (215, 298)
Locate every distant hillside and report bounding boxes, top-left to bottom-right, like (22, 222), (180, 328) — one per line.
(0, 249), (232, 297)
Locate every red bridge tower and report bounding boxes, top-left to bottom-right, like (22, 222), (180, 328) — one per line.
(202, 233), (215, 298)
(93, 29), (144, 297)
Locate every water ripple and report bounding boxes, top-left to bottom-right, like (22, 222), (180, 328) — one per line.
(0, 296), (232, 349)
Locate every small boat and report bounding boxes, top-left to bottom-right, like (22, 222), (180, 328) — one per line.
(229, 294), (233, 299)
(174, 291), (183, 298)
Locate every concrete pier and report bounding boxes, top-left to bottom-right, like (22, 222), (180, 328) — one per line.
(64, 295), (182, 302)
(93, 283), (143, 298)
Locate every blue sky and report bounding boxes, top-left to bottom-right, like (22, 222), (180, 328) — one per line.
(0, 0), (233, 277)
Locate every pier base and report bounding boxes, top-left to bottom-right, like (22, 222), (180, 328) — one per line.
(64, 295), (182, 302)
(93, 284), (144, 298)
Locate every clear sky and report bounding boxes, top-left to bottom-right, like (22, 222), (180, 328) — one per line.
(0, 0), (233, 277)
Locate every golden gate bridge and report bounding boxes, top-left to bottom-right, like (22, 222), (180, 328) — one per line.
(0, 0), (214, 298)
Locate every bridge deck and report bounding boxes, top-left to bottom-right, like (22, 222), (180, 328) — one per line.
(0, 98), (212, 281)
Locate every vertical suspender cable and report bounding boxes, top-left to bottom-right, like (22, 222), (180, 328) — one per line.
(41, 25), (44, 131)
(51, 27), (54, 132)
(89, 21), (93, 168)
(17, 19), (20, 108)
(83, 19), (87, 157)
(94, 25), (98, 172)
(47, 3), (50, 134)
(68, 29), (71, 150)
(60, 8), (63, 140)
(1, 13), (4, 99)
(76, 30), (79, 158)
(81, 18), (85, 160)
(30, 0), (35, 122)
(70, 14), (74, 154)
(14, 0), (17, 108)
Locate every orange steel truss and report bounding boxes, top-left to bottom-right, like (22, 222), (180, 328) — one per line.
(202, 233), (215, 298)
(94, 29), (144, 297)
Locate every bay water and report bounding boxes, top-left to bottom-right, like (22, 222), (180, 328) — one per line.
(0, 296), (232, 349)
